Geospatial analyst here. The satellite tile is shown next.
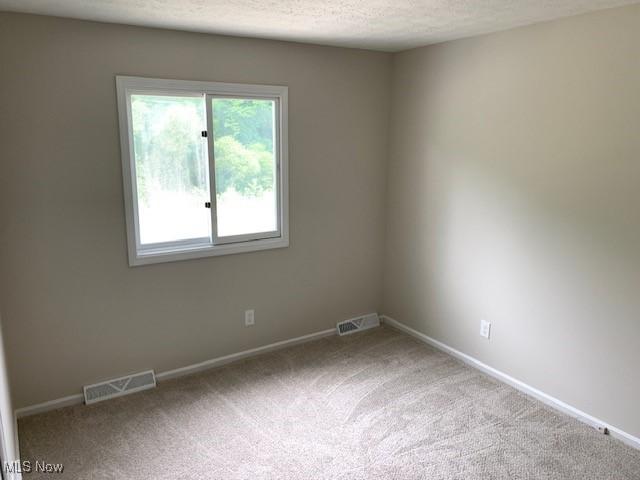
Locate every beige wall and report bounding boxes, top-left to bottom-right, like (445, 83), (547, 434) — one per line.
(0, 13), (391, 408)
(384, 4), (640, 438)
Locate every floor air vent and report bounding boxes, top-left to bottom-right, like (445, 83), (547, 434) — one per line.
(83, 370), (156, 405)
(337, 313), (380, 336)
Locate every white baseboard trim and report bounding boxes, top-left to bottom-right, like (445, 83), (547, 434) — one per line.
(16, 327), (336, 419)
(156, 328), (335, 381)
(381, 315), (640, 451)
(15, 393), (84, 419)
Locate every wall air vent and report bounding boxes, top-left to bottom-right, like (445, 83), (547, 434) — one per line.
(83, 370), (156, 405)
(337, 313), (380, 336)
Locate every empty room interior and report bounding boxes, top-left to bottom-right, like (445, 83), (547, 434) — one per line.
(1, 0), (640, 478)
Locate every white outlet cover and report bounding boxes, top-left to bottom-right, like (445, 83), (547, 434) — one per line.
(245, 309), (255, 326)
(480, 319), (491, 339)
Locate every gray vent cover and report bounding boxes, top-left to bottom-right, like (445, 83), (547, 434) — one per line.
(337, 313), (380, 336)
(83, 370), (156, 405)
(339, 321), (359, 335)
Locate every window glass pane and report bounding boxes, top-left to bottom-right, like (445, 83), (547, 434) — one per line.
(131, 94), (211, 245)
(212, 98), (278, 237)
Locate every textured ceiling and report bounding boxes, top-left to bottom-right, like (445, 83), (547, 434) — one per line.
(0, 0), (638, 51)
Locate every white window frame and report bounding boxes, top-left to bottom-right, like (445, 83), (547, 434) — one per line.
(116, 76), (289, 266)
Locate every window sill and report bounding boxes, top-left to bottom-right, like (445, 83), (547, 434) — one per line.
(129, 236), (289, 266)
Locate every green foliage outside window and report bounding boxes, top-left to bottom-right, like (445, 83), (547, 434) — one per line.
(131, 96), (275, 206)
(213, 98), (275, 197)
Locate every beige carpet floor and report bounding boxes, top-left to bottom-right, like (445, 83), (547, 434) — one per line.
(19, 326), (640, 479)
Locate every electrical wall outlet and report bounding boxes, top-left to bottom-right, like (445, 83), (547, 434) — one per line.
(245, 309), (255, 327)
(480, 319), (491, 339)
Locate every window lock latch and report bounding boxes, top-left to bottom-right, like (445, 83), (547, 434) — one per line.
(204, 202), (211, 209)
(201, 131), (208, 138)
